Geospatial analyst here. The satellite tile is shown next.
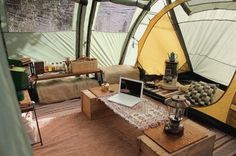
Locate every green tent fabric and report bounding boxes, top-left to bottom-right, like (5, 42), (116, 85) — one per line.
(0, 27), (33, 155)
(5, 31), (76, 62)
(1, 0), (236, 85)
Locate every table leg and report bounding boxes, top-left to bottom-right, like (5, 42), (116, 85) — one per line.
(32, 102), (43, 146)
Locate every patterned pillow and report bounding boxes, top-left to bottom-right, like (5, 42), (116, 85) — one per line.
(185, 81), (217, 106)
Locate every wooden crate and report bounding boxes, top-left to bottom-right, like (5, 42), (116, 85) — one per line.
(137, 120), (216, 156)
(71, 57), (98, 73)
(81, 90), (109, 120)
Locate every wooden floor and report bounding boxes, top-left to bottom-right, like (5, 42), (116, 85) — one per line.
(211, 128), (236, 156)
(34, 99), (236, 156)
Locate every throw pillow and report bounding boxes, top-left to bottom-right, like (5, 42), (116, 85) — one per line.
(185, 81), (217, 106)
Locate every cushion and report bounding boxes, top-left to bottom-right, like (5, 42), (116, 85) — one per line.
(185, 81), (218, 106)
(101, 65), (140, 84)
(37, 77), (99, 104)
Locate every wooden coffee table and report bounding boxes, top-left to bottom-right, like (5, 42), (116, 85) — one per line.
(81, 84), (119, 120)
(138, 119), (216, 156)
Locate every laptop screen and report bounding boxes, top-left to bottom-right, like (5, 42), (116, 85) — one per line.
(119, 77), (143, 98)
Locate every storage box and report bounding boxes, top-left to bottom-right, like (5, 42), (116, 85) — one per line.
(138, 120), (216, 156)
(81, 90), (109, 120)
(71, 57), (98, 73)
(34, 61), (44, 75)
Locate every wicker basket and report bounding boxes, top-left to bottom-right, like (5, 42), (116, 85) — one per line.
(71, 57), (98, 73)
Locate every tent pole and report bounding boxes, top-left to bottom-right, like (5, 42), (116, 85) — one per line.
(75, 0), (88, 59)
(0, 20), (8, 58)
(166, 0), (193, 71)
(119, 10), (148, 65)
(86, 0), (97, 57)
(0, 0), (8, 32)
(119, 0), (158, 65)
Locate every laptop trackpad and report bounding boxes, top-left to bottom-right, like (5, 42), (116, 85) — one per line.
(108, 94), (141, 107)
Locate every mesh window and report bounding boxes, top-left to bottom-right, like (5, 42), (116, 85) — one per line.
(94, 2), (136, 33)
(187, 0), (232, 6)
(6, 0), (75, 32)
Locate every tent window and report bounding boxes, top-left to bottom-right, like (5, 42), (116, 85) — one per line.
(94, 2), (136, 33)
(187, 0), (232, 6)
(6, 0), (75, 32)
(181, 0), (236, 15)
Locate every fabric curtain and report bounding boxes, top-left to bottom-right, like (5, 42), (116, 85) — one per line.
(0, 27), (32, 156)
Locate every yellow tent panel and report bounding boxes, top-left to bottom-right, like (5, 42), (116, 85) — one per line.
(194, 72), (236, 123)
(138, 13), (187, 75)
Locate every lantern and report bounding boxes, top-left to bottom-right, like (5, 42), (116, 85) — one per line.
(164, 95), (191, 136)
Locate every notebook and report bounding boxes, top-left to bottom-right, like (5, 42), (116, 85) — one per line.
(108, 77), (144, 107)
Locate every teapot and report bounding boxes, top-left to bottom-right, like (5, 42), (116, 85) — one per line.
(168, 52), (177, 62)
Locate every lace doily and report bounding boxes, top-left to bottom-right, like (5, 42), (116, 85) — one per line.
(99, 95), (169, 130)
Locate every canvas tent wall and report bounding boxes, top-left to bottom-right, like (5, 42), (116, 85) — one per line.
(0, 23), (33, 156)
(136, 0), (236, 86)
(1, 0), (77, 62)
(1, 0), (236, 85)
(1, 1), (236, 154)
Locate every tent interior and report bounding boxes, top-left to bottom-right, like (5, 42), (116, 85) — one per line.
(0, 0), (236, 155)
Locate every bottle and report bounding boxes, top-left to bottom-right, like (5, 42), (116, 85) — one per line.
(59, 62), (63, 71)
(51, 62), (55, 71)
(48, 63), (52, 72)
(55, 62), (59, 71)
(44, 61), (48, 73)
(62, 62), (66, 72)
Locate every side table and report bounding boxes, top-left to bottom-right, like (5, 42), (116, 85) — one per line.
(137, 119), (215, 156)
(20, 90), (43, 146)
(81, 84), (118, 120)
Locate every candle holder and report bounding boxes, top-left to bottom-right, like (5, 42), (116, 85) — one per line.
(64, 57), (71, 73)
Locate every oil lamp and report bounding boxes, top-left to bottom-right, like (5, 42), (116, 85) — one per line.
(164, 95), (191, 136)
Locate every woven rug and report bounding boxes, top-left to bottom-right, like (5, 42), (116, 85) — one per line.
(33, 111), (142, 156)
(31, 98), (236, 156)
(36, 99), (81, 119)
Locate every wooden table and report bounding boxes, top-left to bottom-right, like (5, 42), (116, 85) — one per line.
(81, 84), (118, 120)
(138, 119), (216, 156)
(31, 69), (102, 81)
(19, 90), (43, 146)
(81, 86), (216, 155)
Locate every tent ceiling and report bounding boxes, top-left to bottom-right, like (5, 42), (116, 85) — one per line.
(98, 0), (152, 10)
(174, 4), (236, 85)
(1, 0), (236, 86)
(182, 0), (236, 15)
(137, 0), (236, 85)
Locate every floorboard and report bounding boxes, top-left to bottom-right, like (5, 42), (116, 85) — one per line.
(32, 99), (236, 156)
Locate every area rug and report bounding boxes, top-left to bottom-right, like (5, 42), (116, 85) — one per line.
(33, 111), (142, 156)
(36, 98), (81, 119)
(32, 99), (236, 156)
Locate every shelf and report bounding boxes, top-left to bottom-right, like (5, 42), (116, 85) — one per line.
(31, 69), (102, 81)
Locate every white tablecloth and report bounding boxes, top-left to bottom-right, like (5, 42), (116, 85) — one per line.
(99, 95), (169, 130)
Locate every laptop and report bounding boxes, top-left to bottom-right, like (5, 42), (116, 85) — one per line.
(108, 77), (144, 107)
